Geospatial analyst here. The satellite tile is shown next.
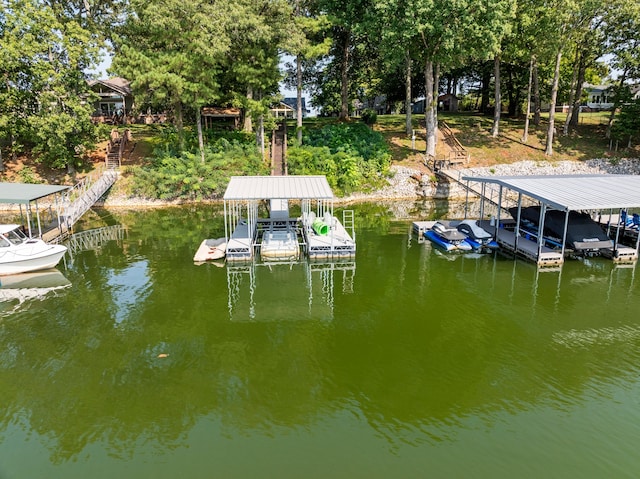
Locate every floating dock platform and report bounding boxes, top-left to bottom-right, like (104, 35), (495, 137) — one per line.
(222, 176), (355, 263)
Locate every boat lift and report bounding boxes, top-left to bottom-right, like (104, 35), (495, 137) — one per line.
(460, 174), (640, 267)
(0, 183), (70, 240)
(222, 175), (356, 262)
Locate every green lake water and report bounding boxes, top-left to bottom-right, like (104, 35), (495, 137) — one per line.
(1, 203), (640, 478)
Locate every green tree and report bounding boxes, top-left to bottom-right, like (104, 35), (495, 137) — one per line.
(112, 0), (230, 162)
(604, 0), (640, 139)
(407, 0), (515, 157)
(0, 0), (102, 172)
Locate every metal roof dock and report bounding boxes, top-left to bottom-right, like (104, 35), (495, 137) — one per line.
(460, 174), (640, 266)
(461, 174), (640, 211)
(0, 183), (70, 238)
(224, 175), (334, 201)
(222, 175), (355, 262)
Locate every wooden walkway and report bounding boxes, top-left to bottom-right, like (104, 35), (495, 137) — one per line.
(271, 122), (287, 176)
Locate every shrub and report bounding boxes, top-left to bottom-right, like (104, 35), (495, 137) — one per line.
(126, 137), (267, 200)
(361, 109), (377, 125)
(287, 122), (391, 195)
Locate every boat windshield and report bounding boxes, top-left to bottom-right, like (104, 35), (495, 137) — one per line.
(1, 228), (28, 246)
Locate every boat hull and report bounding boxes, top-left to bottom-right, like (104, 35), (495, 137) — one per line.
(0, 245), (67, 276)
(424, 230), (473, 252)
(464, 237), (499, 250)
(261, 230), (300, 261)
(193, 238), (226, 262)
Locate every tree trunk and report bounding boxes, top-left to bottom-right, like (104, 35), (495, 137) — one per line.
(339, 30), (350, 121)
(522, 56), (534, 144)
(533, 62), (541, 126)
(257, 115), (265, 156)
(196, 105), (205, 164)
(562, 49), (580, 136)
(296, 53), (303, 144)
(434, 63), (440, 147)
(480, 62), (491, 114)
(606, 71), (627, 139)
(570, 55), (587, 126)
(492, 55), (501, 138)
(174, 100), (184, 150)
(243, 86), (253, 132)
(545, 49), (562, 156)
(424, 59), (436, 157)
(405, 50), (412, 136)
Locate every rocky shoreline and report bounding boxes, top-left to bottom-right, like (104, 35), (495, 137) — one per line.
(334, 158), (640, 204)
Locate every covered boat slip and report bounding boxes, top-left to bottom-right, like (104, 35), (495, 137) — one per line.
(461, 174), (640, 267)
(0, 183), (70, 240)
(223, 176), (356, 262)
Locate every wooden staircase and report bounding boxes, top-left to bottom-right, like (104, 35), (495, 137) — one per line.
(105, 129), (132, 169)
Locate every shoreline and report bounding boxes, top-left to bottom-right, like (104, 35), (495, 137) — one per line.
(99, 157), (640, 208)
(1, 158), (638, 213)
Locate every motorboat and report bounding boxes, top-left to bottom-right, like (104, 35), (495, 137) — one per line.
(0, 225), (68, 276)
(456, 219), (499, 250)
(510, 206), (613, 254)
(193, 237), (227, 262)
(424, 221), (472, 252)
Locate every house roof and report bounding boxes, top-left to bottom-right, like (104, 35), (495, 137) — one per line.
(460, 174), (640, 211)
(0, 183), (70, 205)
(88, 77), (132, 97)
(224, 176), (334, 201)
(283, 97), (307, 111)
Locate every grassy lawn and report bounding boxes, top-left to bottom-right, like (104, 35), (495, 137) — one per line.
(373, 112), (638, 168)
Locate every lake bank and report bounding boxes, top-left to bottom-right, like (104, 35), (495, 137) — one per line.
(98, 157), (640, 208)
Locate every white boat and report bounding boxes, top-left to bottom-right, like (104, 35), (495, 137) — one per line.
(0, 225), (67, 276)
(193, 238), (227, 262)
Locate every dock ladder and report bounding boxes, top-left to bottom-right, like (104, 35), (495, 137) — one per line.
(342, 210), (355, 241)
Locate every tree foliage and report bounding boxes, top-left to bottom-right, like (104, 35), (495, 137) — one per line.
(0, 0), (105, 170)
(287, 122), (390, 195)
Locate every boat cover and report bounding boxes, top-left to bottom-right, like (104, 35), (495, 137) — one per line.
(510, 206), (613, 250)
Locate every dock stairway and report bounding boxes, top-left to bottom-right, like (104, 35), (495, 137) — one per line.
(425, 121), (470, 171)
(43, 168), (118, 243)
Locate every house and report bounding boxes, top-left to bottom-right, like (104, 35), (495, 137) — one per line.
(88, 77), (134, 124)
(355, 95), (392, 116)
(271, 101), (295, 119)
(270, 98), (310, 119)
(439, 93), (459, 112)
(412, 94), (459, 114)
(582, 84), (615, 110)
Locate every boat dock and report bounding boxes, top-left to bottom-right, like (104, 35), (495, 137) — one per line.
(453, 174), (640, 267)
(222, 176), (356, 263)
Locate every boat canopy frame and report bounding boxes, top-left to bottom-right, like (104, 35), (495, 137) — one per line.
(0, 183), (70, 238)
(222, 176), (336, 260)
(461, 174), (640, 260)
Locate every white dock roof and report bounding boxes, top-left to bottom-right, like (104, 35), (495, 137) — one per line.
(461, 174), (640, 211)
(224, 176), (334, 201)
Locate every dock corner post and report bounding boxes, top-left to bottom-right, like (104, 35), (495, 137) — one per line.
(223, 200), (228, 243)
(560, 209), (569, 258)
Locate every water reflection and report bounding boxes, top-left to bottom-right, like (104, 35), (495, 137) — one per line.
(0, 268), (71, 316)
(226, 260), (356, 321)
(0, 204), (639, 477)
